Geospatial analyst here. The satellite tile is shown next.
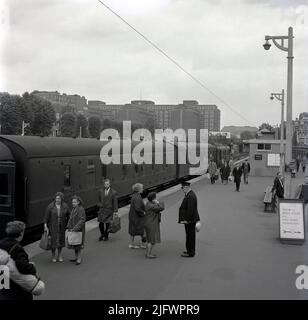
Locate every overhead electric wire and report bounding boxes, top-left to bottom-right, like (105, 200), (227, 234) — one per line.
(96, 0), (253, 126)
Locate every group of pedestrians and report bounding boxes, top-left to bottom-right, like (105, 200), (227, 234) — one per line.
(41, 178), (201, 263)
(207, 157), (251, 192)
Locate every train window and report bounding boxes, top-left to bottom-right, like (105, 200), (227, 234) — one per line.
(63, 165), (71, 187)
(0, 173), (11, 206)
(87, 159), (95, 174)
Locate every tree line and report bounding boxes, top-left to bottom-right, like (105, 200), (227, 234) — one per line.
(0, 92), (156, 138)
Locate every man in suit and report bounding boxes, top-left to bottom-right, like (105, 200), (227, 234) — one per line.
(232, 163), (243, 192)
(241, 159), (251, 184)
(178, 181), (200, 258)
(97, 179), (118, 241)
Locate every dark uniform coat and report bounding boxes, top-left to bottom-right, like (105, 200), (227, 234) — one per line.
(128, 192), (145, 236)
(67, 206), (86, 249)
(144, 201), (165, 244)
(0, 238), (36, 300)
(97, 188), (118, 223)
(44, 201), (70, 249)
(178, 190), (200, 224)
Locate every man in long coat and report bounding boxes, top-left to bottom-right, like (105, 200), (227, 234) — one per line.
(273, 172), (284, 199)
(220, 160), (231, 185)
(97, 179), (118, 241)
(242, 159), (251, 184)
(232, 163), (243, 192)
(178, 181), (200, 258)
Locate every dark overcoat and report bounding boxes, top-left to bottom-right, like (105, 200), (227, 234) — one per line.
(220, 163), (231, 180)
(273, 177), (284, 198)
(144, 201), (165, 244)
(44, 201), (70, 249)
(242, 162), (251, 174)
(97, 188), (118, 223)
(0, 238), (36, 300)
(67, 206), (86, 248)
(178, 190), (200, 224)
(232, 167), (243, 182)
(128, 192), (145, 236)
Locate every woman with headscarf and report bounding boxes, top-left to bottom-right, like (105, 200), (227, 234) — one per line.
(144, 192), (165, 258)
(67, 195), (86, 265)
(44, 192), (70, 262)
(128, 183), (146, 249)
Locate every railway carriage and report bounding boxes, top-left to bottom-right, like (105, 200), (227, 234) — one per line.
(0, 136), (190, 239)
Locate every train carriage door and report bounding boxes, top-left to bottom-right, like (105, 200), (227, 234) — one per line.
(0, 161), (15, 239)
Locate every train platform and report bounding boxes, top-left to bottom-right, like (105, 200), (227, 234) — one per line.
(27, 173), (308, 300)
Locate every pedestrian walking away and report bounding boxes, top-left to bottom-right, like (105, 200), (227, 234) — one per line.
(207, 159), (218, 184)
(67, 195), (86, 265)
(220, 159), (231, 185)
(128, 183), (147, 249)
(144, 192), (165, 259)
(44, 192), (70, 262)
(178, 181), (200, 258)
(232, 163), (243, 192)
(242, 159), (251, 184)
(97, 179), (118, 242)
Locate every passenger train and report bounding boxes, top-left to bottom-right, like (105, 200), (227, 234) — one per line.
(0, 135), (230, 239)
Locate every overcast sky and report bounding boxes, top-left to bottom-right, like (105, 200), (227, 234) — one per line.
(0, 0), (307, 128)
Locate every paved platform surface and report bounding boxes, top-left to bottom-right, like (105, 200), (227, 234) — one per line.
(30, 174), (308, 300)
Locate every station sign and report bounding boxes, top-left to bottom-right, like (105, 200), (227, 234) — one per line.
(278, 199), (305, 244)
(255, 154), (262, 160)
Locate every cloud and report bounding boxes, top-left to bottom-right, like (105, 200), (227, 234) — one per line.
(1, 0), (307, 127)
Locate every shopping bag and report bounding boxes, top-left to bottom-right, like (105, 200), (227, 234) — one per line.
(67, 231), (83, 245)
(108, 215), (121, 234)
(39, 231), (51, 251)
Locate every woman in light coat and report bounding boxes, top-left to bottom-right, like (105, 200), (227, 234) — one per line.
(67, 195), (86, 265)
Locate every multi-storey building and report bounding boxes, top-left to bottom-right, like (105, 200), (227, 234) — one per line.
(32, 91), (87, 120)
(117, 101), (156, 126)
(87, 100), (118, 122)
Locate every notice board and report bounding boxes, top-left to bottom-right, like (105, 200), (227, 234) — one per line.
(278, 199), (305, 244)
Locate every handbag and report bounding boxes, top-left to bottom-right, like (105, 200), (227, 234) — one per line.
(39, 231), (52, 251)
(67, 231), (83, 245)
(108, 215), (121, 234)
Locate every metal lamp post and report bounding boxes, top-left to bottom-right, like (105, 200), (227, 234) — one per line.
(270, 90), (285, 179)
(264, 27), (294, 199)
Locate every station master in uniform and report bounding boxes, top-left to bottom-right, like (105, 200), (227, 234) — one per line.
(178, 181), (200, 257)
